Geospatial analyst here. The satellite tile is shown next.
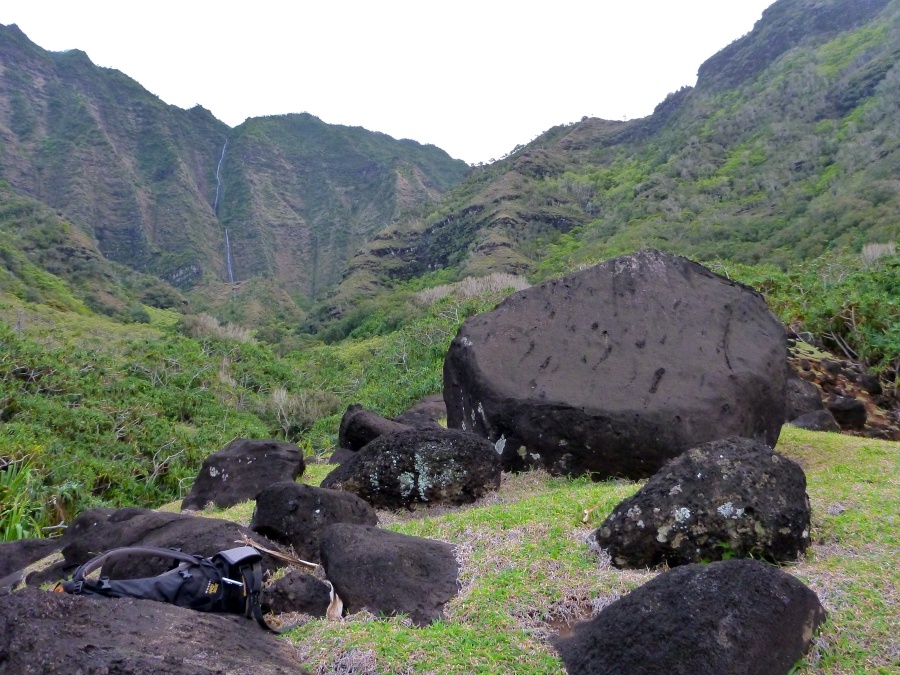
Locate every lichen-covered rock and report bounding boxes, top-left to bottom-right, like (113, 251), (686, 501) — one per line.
(338, 404), (413, 451)
(554, 559), (826, 675)
(181, 438), (305, 511)
(251, 481), (377, 563)
(319, 524), (459, 626)
(593, 437), (811, 568)
(443, 249), (787, 479)
(320, 428), (501, 509)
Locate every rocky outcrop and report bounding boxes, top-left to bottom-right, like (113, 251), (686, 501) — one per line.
(789, 409), (841, 432)
(0, 587), (307, 674)
(250, 482), (378, 563)
(0, 537), (60, 578)
(181, 438), (305, 511)
(319, 524), (459, 626)
(593, 437), (811, 568)
(554, 559), (826, 675)
(321, 428), (501, 509)
(444, 250), (787, 478)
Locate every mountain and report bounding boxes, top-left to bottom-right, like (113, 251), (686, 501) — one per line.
(0, 23), (468, 317)
(335, 0), (899, 303)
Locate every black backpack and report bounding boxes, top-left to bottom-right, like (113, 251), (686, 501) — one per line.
(58, 545), (277, 631)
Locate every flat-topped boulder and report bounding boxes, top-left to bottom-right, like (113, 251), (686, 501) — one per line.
(444, 249), (787, 478)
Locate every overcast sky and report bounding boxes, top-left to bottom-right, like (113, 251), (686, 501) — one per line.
(1, 1), (776, 164)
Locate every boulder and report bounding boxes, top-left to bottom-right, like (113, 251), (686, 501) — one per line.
(394, 394), (447, 429)
(319, 524), (459, 626)
(181, 438), (305, 511)
(263, 568), (332, 617)
(251, 482), (378, 563)
(593, 437), (811, 568)
(784, 374), (824, 421)
(56, 507), (283, 580)
(826, 395), (867, 429)
(444, 250), (787, 478)
(0, 537), (60, 578)
(338, 404), (413, 451)
(320, 428), (501, 509)
(0, 587), (307, 674)
(553, 559), (826, 675)
(789, 409), (841, 433)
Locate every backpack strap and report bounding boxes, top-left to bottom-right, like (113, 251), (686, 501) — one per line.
(69, 546), (202, 587)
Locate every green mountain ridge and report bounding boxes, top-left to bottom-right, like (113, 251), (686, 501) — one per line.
(0, 22), (468, 321)
(333, 0), (900, 307)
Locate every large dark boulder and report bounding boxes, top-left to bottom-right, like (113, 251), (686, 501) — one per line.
(443, 249), (787, 478)
(0, 587), (307, 674)
(319, 524), (459, 626)
(338, 404), (413, 451)
(181, 438), (305, 511)
(593, 437), (811, 568)
(554, 559), (826, 675)
(251, 481), (378, 563)
(320, 428), (501, 509)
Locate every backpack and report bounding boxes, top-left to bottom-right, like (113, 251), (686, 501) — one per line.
(58, 545), (277, 631)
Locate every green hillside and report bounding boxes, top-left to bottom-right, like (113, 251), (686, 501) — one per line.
(335, 0), (900, 303)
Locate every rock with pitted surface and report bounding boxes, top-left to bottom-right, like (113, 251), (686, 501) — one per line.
(251, 481), (378, 563)
(320, 428), (501, 509)
(52, 507), (283, 581)
(0, 587), (307, 674)
(444, 249), (787, 478)
(319, 523), (459, 626)
(181, 438), (305, 511)
(593, 437), (811, 568)
(554, 559), (826, 675)
(338, 404), (414, 451)
(263, 568), (332, 617)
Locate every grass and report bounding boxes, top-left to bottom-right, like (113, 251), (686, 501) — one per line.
(185, 426), (895, 674)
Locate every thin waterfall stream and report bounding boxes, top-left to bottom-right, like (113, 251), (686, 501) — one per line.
(213, 139), (234, 283)
(213, 139), (227, 214)
(224, 228), (235, 283)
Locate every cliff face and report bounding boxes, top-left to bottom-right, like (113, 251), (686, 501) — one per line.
(0, 23), (468, 305)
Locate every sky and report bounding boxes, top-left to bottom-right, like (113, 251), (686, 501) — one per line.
(0, 1), (777, 164)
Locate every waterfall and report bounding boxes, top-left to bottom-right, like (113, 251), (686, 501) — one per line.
(224, 228), (235, 283)
(213, 139), (227, 214)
